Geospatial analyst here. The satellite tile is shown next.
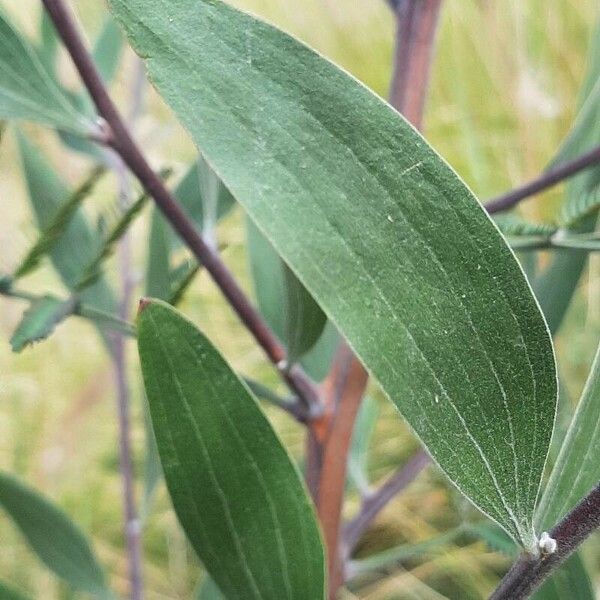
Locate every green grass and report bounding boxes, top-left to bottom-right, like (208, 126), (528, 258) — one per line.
(1, 0), (599, 598)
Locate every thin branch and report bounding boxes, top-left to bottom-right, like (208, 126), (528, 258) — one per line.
(343, 449), (430, 559)
(389, 0), (444, 128)
(106, 56), (147, 600)
(41, 0), (321, 414)
(485, 143), (600, 214)
(489, 482), (600, 600)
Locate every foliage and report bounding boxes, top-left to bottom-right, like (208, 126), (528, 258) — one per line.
(0, 1), (599, 599)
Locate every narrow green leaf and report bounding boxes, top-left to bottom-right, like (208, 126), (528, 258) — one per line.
(16, 131), (117, 347)
(145, 158), (235, 302)
(167, 262), (200, 306)
(0, 10), (92, 134)
(283, 264), (327, 364)
(13, 167), (105, 280)
(531, 553), (594, 600)
(196, 577), (225, 600)
(112, 0), (557, 550)
(0, 581), (30, 600)
(246, 217), (286, 340)
(146, 209), (172, 300)
(465, 522), (518, 558)
(347, 528), (463, 578)
(533, 19), (600, 334)
(536, 342), (600, 529)
(92, 17), (124, 84)
(246, 218), (338, 380)
(0, 471), (110, 598)
(137, 300), (325, 600)
(299, 321), (340, 382)
(348, 396), (379, 494)
(10, 295), (75, 352)
(38, 10), (59, 74)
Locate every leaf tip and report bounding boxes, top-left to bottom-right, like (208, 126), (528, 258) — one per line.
(138, 297), (152, 315)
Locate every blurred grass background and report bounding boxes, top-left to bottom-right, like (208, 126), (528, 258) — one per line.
(0, 0), (599, 598)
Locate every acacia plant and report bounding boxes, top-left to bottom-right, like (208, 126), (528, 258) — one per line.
(0, 0), (599, 599)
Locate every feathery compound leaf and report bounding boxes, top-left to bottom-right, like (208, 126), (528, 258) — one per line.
(10, 295), (75, 352)
(0, 472), (111, 598)
(13, 167), (105, 280)
(76, 186), (154, 290)
(0, 9), (92, 134)
(493, 213), (557, 238)
(535, 342), (600, 530)
(16, 132), (117, 348)
(111, 0), (557, 549)
(137, 300), (325, 600)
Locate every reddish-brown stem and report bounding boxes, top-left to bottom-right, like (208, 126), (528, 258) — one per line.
(307, 2), (444, 596)
(389, 0), (444, 129)
(489, 482), (600, 600)
(312, 345), (369, 598)
(41, 0), (320, 413)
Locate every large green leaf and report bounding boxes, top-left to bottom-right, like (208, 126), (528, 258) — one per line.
(536, 342), (600, 529)
(0, 472), (110, 598)
(16, 131), (117, 347)
(196, 577), (225, 600)
(111, 0), (557, 550)
(137, 300), (325, 599)
(0, 9), (91, 134)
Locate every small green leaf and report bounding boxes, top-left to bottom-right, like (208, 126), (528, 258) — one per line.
(196, 577), (225, 600)
(0, 581), (30, 600)
(465, 522), (518, 558)
(13, 166), (105, 280)
(347, 396), (379, 495)
(92, 17), (124, 84)
(16, 131), (117, 348)
(347, 528), (463, 579)
(0, 10), (92, 134)
(246, 219), (338, 380)
(10, 295), (75, 352)
(246, 217), (286, 340)
(531, 553), (594, 600)
(137, 300), (325, 600)
(535, 342), (600, 529)
(112, 0), (557, 550)
(38, 10), (59, 74)
(283, 264), (327, 364)
(0, 471), (111, 598)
